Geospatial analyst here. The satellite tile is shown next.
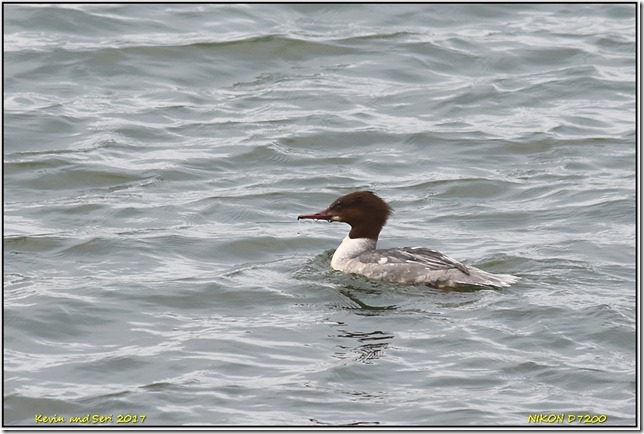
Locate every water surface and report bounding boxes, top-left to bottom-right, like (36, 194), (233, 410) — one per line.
(4, 3), (636, 427)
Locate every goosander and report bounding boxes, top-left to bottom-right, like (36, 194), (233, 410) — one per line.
(298, 191), (519, 288)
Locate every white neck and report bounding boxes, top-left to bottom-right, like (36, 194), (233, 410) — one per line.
(330, 236), (377, 270)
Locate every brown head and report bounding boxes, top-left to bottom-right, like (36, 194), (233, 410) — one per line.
(297, 191), (393, 240)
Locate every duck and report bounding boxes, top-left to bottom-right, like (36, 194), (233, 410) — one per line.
(298, 191), (519, 288)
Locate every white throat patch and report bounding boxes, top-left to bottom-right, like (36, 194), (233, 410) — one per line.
(330, 236), (377, 270)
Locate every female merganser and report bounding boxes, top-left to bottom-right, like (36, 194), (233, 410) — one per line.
(298, 191), (519, 288)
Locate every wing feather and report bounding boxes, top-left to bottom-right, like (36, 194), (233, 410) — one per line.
(357, 246), (470, 275)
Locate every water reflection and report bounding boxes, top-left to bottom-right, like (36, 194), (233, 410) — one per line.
(338, 287), (397, 315)
(332, 327), (394, 363)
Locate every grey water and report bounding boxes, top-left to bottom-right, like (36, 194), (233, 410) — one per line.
(3, 3), (637, 427)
